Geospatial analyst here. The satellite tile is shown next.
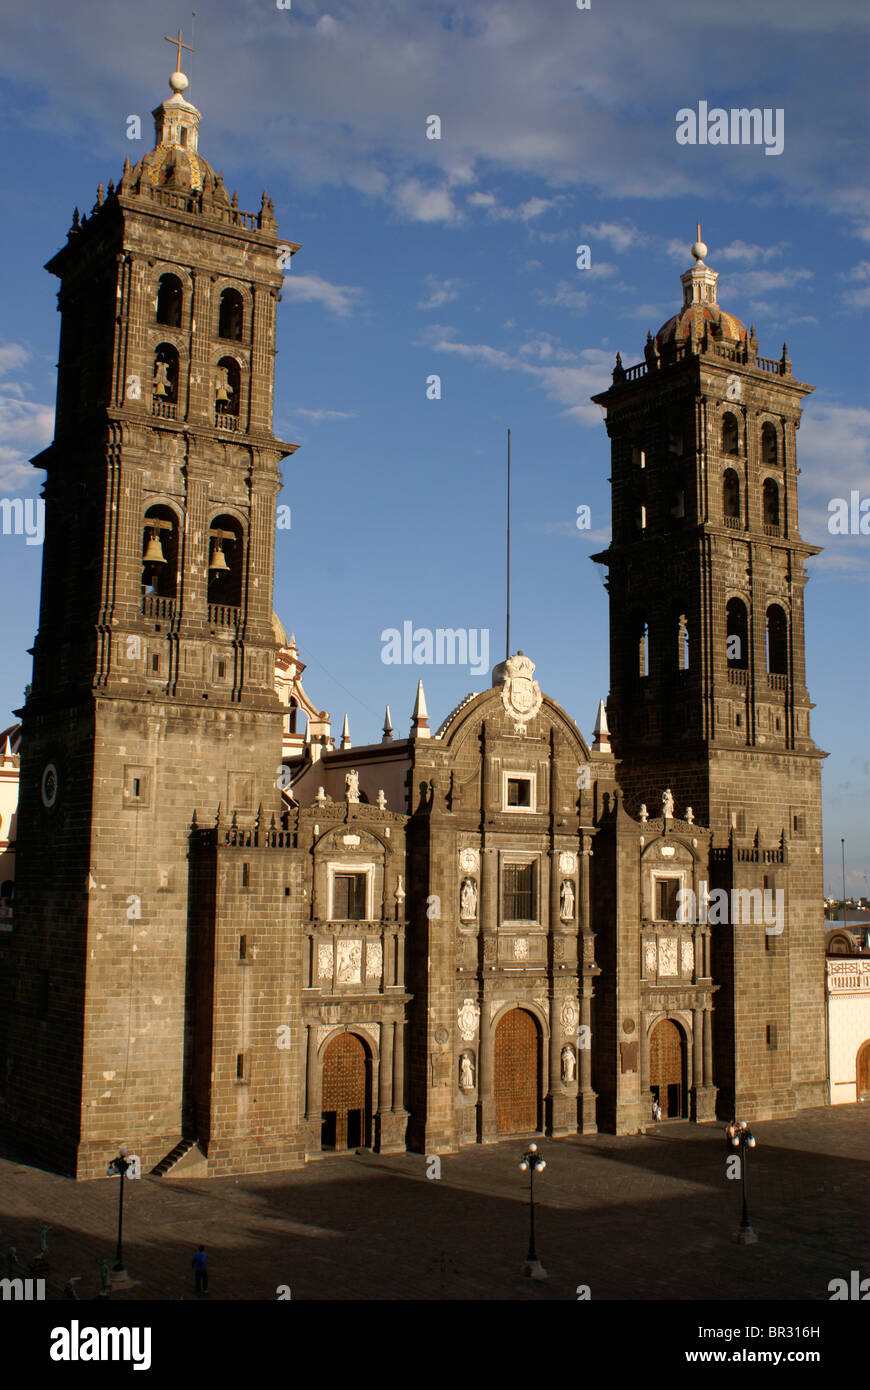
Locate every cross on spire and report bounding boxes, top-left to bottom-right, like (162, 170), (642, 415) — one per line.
(164, 27), (194, 71)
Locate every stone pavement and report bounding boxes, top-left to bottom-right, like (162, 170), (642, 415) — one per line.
(0, 1104), (867, 1300)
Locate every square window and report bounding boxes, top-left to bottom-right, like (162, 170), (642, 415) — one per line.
(503, 861), (537, 921)
(506, 776), (532, 809)
(123, 765), (151, 809)
(766, 1023), (777, 1050)
(333, 872), (367, 921)
(236, 1052), (246, 1080)
(656, 878), (680, 922)
(239, 934), (247, 961)
(792, 812), (806, 837)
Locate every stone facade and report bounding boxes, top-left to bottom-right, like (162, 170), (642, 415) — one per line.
(0, 82), (830, 1179)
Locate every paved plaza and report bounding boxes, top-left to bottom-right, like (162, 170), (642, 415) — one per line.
(0, 1104), (867, 1301)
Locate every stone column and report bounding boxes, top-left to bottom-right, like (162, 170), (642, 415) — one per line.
(379, 1020), (394, 1114)
(703, 1005), (713, 1086)
(478, 1008), (494, 1142)
(692, 1006), (703, 1105)
(640, 1013), (650, 1098)
(392, 1019), (405, 1111)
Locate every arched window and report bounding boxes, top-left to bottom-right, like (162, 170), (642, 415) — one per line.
(288, 698), (298, 735)
(215, 356), (241, 423)
(207, 513), (244, 609)
(141, 504), (179, 599)
(634, 501), (647, 531)
(678, 614), (689, 671)
(726, 598), (748, 669)
(766, 605), (788, 676)
(218, 288), (244, 341)
(156, 273), (183, 327)
(763, 479), (780, 529)
(761, 422), (778, 466)
(152, 344), (179, 404)
(723, 469), (740, 520)
(722, 413), (739, 456)
(638, 621), (649, 678)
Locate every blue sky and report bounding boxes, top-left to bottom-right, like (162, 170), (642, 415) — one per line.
(0, 0), (867, 893)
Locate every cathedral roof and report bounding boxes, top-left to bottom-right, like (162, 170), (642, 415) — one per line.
(654, 226), (747, 350)
(128, 70), (216, 195)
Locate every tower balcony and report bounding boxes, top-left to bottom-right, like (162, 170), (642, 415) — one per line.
(214, 411), (239, 431)
(767, 674), (788, 692)
(727, 668), (749, 686)
(208, 603), (241, 630)
(142, 592), (176, 622)
(152, 398), (178, 420)
(724, 516), (743, 530)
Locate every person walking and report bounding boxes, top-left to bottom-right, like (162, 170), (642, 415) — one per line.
(192, 1245), (208, 1296)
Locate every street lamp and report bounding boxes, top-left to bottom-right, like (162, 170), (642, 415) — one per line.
(726, 1120), (758, 1245)
(106, 1146), (130, 1271)
(519, 1142), (548, 1280)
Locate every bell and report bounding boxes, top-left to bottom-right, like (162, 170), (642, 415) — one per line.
(208, 539), (229, 573)
(143, 531), (166, 565)
(215, 381), (229, 403)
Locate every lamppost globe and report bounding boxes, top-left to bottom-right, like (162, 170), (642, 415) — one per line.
(537, 1160), (546, 1172)
(528, 1143), (538, 1154)
(519, 1159), (529, 1171)
(747, 1135), (756, 1148)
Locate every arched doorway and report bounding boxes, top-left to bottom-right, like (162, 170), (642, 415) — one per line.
(321, 1032), (371, 1151)
(857, 1041), (870, 1102)
(649, 1018), (688, 1119)
(494, 1008), (541, 1135)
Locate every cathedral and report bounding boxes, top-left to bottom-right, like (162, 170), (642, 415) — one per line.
(0, 61), (829, 1179)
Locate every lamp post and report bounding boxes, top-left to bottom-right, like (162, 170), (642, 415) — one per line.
(726, 1120), (758, 1244)
(519, 1142), (548, 1280)
(106, 1146), (130, 1271)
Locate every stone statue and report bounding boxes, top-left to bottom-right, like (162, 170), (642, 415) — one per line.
(639, 803), (649, 823)
(460, 877), (478, 921)
(662, 788), (674, 819)
(152, 359), (170, 394)
(315, 785), (327, 806)
(459, 1054), (475, 1090)
(345, 769), (360, 803)
(561, 1045), (576, 1082)
(377, 789), (387, 810)
(685, 806), (694, 824)
(560, 878), (575, 921)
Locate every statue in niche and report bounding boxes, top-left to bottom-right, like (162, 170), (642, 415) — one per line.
(561, 1045), (576, 1082)
(459, 1053), (475, 1091)
(685, 806), (694, 824)
(662, 788), (674, 820)
(460, 877), (478, 921)
(345, 769), (360, 803)
(560, 878), (575, 921)
(639, 804), (649, 823)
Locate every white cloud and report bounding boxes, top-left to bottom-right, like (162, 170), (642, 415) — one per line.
(281, 273), (364, 317)
(424, 327), (615, 427)
(394, 179), (460, 224)
(294, 407), (358, 422)
(493, 195), (566, 223)
(0, 390), (53, 491)
(467, 191), (497, 208)
(540, 282), (589, 312)
(582, 222), (645, 254)
(840, 261), (870, 281)
(418, 275), (461, 310)
(716, 240), (788, 264)
(0, 343), (31, 375)
(725, 268), (814, 296)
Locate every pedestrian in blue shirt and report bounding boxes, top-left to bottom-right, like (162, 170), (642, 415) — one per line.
(192, 1245), (208, 1295)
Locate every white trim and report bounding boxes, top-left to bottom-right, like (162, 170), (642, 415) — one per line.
(502, 770), (536, 812)
(327, 861), (375, 921)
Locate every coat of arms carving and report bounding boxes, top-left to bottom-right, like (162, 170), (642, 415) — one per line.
(495, 652), (543, 734)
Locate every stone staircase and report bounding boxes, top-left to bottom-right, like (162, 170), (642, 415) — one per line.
(150, 1139), (207, 1179)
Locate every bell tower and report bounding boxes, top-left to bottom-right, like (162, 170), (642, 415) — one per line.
(6, 55), (298, 1176)
(592, 229), (828, 1119)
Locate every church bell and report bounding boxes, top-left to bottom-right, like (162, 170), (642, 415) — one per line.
(208, 538), (230, 572)
(143, 530), (166, 565)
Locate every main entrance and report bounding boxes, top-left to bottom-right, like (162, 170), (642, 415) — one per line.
(857, 1041), (870, 1101)
(649, 1018), (687, 1119)
(321, 1032), (371, 1150)
(494, 1007), (540, 1135)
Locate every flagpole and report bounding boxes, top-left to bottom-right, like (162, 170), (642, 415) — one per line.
(506, 428), (511, 661)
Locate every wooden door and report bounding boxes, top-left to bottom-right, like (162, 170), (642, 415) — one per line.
(494, 1008), (540, 1135)
(649, 1019), (685, 1118)
(322, 1032), (367, 1150)
(857, 1041), (870, 1101)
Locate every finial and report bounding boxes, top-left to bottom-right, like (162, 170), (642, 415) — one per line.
(410, 680), (431, 739)
(592, 697), (611, 753)
(382, 704), (393, 742)
(340, 713), (351, 750)
(165, 27), (194, 91)
(691, 222), (708, 264)
(231, 191), (238, 210)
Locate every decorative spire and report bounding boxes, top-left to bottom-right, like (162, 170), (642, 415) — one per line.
(340, 713), (351, 750)
(691, 221), (708, 264)
(681, 223), (718, 312)
(382, 704), (393, 742)
(592, 698), (611, 753)
(410, 679), (430, 739)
